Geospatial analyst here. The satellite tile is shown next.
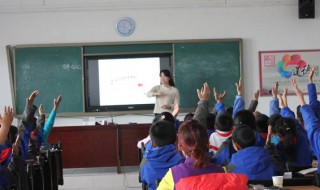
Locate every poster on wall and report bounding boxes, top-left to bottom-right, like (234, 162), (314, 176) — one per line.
(259, 49), (320, 96)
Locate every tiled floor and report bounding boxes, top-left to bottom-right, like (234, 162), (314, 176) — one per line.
(59, 167), (141, 190)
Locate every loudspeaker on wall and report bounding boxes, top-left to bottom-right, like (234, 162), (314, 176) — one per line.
(299, 0), (315, 19)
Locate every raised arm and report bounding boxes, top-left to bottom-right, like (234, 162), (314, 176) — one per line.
(278, 87), (295, 120)
(292, 78), (320, 161)
(0, 106), (14, 145)
(19, 90), (39, 136)
(307, 66), (320, 113)
(193, 82), (210, 128)
(42, 96), (62, 145)
(248, 90), (259, 113)
(269, 81), (280, 116)
(232, 77), (245, 118)
(213, 87), (226, 114)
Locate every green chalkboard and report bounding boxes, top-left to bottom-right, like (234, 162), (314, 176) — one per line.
(14, 47), (83, 115)
(174, 41), (241, 109)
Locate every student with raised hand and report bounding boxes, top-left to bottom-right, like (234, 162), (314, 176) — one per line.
(307, 66), (320, 119)
(278, 87), (307, 136)
(16, 90), (39, 161)
(158, 82), (224, 190)
(41, 95), (62, 148)
(292, 78), (320, 173)
(147, 69), (180, 118)
(140, 120), (184, 190)
(226, 125), (279, 180)
(273, 117), (312, 171)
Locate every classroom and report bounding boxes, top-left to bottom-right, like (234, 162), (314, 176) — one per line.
(0, 0), (320, 189)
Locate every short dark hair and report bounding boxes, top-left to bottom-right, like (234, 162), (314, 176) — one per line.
(215, 112), (233, 132)
(255, 113), (269, 133)
(268, 113), (282, 129)
(232, 124), (256, 149)
(207, 113), (216, 130)
(225, 107), (233, 116)
(184, 112), (194, 121)
(150, 120), (176, 147)
(234, 110), (256, 130)
(153, 112), (175, 125)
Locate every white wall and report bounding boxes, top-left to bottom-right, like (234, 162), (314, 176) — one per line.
(1, 0), (320, 125)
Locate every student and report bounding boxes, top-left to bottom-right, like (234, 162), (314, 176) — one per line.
(1, 91), (39, 167)
(234, 110), (265, 147)
(0, 107), (28, 189)
(140, 120), (184, 190)
(147, 69), (180, 117)
(227, 125), (279, 180)
(255, 113), (269, 140)
(272, 117), (312, 170)
(137, 112), (176, 150)
(213, 109), (265, 166)
(272, 85), (312, 170)
(158, 120), (224, 190)
(292, 78), (320, 174)
(209, 112), (233, 154)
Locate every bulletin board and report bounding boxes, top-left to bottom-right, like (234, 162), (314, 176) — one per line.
(259, 49), (320, 96)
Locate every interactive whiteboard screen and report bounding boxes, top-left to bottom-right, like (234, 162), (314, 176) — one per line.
(98, 58), (159, 106)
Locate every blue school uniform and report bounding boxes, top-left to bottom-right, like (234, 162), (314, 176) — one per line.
(227, 146), (279, 180)
(269, 97), (280, 116)
(300, 105), (320, 173)
(212, 137), (234, 166)
(308, 83), (320, 120)
(140, 144), (184, 190)
(232, 95), (245, 118)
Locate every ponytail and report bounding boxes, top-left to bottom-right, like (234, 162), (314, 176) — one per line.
(274, 118), (297, 159)
(178, 120), (209, 168)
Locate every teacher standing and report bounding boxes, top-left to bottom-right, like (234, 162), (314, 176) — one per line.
(147, 69), (180, 117)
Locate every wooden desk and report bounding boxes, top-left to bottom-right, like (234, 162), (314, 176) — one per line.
(47, 123), (150, 170)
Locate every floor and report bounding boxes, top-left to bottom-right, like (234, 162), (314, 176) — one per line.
(59, 166), (141, 190)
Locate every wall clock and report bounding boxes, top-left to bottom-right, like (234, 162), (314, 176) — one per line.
(116, 17), (135, 36)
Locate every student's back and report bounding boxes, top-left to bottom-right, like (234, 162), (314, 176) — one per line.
(140, 120), (183, 190)
(273, 117), (312, 169)
(158, 119), (224, 190)
(209, 112), (233, 154)
(227, 125), (279, 180)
